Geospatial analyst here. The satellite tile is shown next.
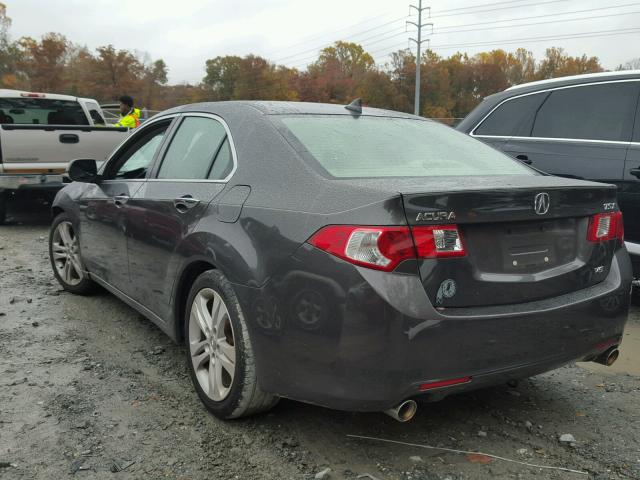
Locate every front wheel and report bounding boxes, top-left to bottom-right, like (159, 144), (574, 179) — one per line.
(185, 270), (278, 419)
(49, 213), (96, 294)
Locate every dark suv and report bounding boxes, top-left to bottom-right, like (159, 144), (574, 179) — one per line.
(457, 71), (640, 280)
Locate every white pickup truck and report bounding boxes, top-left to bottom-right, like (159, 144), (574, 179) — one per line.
(0, 89), (130, 224)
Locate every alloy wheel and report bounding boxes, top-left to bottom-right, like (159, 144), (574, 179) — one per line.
(51, 221), (84, 286)
(188, 288), (236, 401)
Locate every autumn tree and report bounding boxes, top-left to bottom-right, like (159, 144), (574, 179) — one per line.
(203, 54), (298, 101)
(89, 45), (146, 101)
(0, 2), (19, 87)
(141, 58), (168, 108)
(16, 33), (69, 92)
(536, 47), (602, 79)
(302, 41), (375, 103)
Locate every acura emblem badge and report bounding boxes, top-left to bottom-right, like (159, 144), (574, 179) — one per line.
(534, 192), (550, 215)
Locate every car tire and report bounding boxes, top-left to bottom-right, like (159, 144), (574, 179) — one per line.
(632, 286), (640, 306)
(0, 192), (7, 225)
(185, 270), (278, 419)
(49, 212), (96, 295)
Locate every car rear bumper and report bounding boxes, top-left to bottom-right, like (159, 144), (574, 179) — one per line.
(0, 173), (65, 192)
(233, 246), (632, 412)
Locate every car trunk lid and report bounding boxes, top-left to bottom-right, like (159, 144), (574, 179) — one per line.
(401, 179), (620, 308)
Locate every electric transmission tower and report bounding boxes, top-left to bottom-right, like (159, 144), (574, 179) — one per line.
(407, 1), (433, 116)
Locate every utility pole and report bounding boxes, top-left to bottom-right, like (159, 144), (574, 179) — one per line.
(407, 1), (432, 116)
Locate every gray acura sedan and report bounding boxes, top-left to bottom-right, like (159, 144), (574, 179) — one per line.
(49, 101), (631, 421)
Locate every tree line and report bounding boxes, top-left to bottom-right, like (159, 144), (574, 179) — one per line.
(1, 3), (634, 118)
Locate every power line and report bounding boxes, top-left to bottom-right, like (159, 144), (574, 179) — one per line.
(287, 5), (638, 69)
(372, 27), (640, 61)
(260, 11), (397, 58)
(272, 16), (409, 63)
(431, 0), (542, 14)
(434, 1), (640, 31)
(273, 0), (575, 67)
(264, 0), (541, 60)
(432, 8), (640, 37)
(430, 0), (572, 19)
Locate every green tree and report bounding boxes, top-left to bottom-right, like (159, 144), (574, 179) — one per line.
(0, 2), (19, 88)
(203, 55), (242, 100)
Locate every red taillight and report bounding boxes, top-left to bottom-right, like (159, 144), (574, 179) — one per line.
(308, 226), (415, 271)
(308, 224), (466, 271)
(419, 376), (472, 391)
(20, 92), (46, 98)
(587, 211), (624, 242)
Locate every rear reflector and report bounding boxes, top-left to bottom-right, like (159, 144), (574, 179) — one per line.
(412, 225), (465, 258)
(419, 376), (472, 391)
(587, 211), (623, 242)
(308, 224), (466, 271)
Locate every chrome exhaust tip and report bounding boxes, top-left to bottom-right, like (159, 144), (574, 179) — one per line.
(594, 347), (620, 366)
(384, 400), (418, 422)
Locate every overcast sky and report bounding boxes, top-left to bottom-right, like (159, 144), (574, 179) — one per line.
(5, 0), (640, 84)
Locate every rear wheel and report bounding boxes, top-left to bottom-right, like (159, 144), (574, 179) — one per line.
(184, 270), (278, 419)
(49, 213), (96, 294)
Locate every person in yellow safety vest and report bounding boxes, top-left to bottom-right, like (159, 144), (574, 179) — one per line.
(114, 95), (141, 128)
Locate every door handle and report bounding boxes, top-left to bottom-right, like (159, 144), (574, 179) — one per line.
(630, 168), (640, 179)
(59, 133), (79, 144)
(516, 154), (532, 165)
(114, 195), (130, 207)
(173, 195), (200, 213)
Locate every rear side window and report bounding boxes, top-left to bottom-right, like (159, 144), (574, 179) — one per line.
(0, 97), (89, 125)
(280, 115), (532, 178)
(474, 92), (547, 137)
(532, 82), (639, 141)
(208, 137), (234, 180)
(89, 109), (106, 125)
(158, 117), (230, 180)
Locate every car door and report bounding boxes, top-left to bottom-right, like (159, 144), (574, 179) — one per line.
(125, 113), (236, 318)
(623, 97), (640, 253)
(500, 82), (638, 190)
(79, 118), (174, 292)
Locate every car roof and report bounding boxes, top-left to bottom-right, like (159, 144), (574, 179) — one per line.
(172, 100), (422, 119)
(505, 70), (640, 93)
(0, 88), (79, 102)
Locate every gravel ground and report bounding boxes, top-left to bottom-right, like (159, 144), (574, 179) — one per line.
(1, 204), (639, 480)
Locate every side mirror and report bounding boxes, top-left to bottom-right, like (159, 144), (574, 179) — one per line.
(68, 159), (99, 183)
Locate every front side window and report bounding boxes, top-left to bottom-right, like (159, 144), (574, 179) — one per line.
(532, 82), (638, 142)
(103, 121), (170, 180)
(474, 92), (547, 137)
(0, 97), (89, 125)
(157, 116), (230, 180)
(279, 115), (532, 178)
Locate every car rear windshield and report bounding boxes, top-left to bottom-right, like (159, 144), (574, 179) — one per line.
(0, 98), (88, 125)
(279, 115), (532, 178)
